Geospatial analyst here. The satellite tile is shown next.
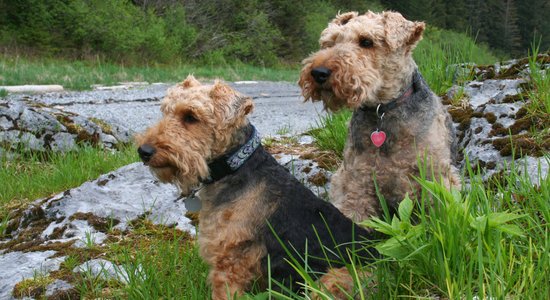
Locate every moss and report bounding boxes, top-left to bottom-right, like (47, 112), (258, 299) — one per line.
(48, 224), (68, 240)
(308, 172), (328, 186)
(314, 153), (340, 171)
(185, 211), (200, 227)
(502, 93), (524, 103)
(492, 134), (546, 158)
(55, 114), (101, 146)
(448, 106), (474, 131)
(13, 275), (54, 299)
(484, 112), (497, 124)
(472, 64), (496, 80)
(69, 212), (120, 233)
(89, 117), (114, 135)
(127, 217), (193, 242)
(489, 122), (505, 137)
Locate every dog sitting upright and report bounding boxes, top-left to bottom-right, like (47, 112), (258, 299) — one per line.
(136, 76), (378, 299)
(299, 11), (461, 222)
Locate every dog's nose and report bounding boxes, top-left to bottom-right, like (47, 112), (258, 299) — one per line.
(138, 144), (156, 162)
(311, 67), (332, 84)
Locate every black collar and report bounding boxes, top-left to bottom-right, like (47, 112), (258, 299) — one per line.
(360, 69), (419, 114)
(200, 125), (261, 184)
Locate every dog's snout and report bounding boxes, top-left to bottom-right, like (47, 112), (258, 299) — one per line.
(138, 144), (156, 162)
(311, 67), (332, 84)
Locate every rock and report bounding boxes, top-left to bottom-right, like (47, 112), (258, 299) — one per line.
(44, 279), (73, 298)
(0, 251), (64, 300)
(449, 57), (549, 184)
(0, 85), (64, 93)
(73, 258), (140, 284)
(0, 99), (131, 155)
(275, 153), (332, 199)
(0, 163), (194, 298)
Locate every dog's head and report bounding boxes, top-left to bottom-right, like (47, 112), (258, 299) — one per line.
(136, 75), (254, 194)
(298, 11), (425, 111)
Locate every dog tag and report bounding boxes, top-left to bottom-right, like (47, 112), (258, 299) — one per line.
(370, 130), (386, 147)
(184, 196), (202, 212)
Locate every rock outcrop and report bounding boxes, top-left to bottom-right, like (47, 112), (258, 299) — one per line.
(0, 99), (131, 156)
(447, 53), (549, 184)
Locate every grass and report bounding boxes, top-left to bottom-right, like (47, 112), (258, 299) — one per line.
(0, 55), (298, 90)
(308, 109), (352, 157)
(360, 158), (549, 298)
(0, 145), (138, 219)
(525, 42), (550, 119)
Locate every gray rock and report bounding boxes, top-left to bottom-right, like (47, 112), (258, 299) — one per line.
(0, 163), (194, 298)
(451, 59), (548, 184)
(44, 279), (73, 297)
(463, 79), (524, 108)
(0, 116), (13, 130)
(73, 258), (140, 284)
(0, 99), (130, 154)
(0, 251), (64, 300)
(275, 153), (332, 199)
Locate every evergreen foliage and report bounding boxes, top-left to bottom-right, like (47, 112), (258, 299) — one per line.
(381, 0), (549, 56)
(0, 0), (546, 64)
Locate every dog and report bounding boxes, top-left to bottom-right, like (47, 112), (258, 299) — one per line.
(136, 76), (379, 299)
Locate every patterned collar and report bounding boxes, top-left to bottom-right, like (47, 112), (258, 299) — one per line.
(201, 125), (261, 184)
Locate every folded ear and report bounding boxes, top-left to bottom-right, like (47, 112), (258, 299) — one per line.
(238, 96), (254, 116)
(209, 80), (234, 100)
(383, 11), (425, 51)
(181, 75), (201, 88)
(331, 11), (358, 26)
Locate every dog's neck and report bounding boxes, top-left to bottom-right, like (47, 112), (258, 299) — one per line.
(201, 124), (260, 184)
(361, 69), (425, 115)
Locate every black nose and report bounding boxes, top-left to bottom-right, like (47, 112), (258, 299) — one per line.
(311, 67), (332, 84)
(138, 144), (156, 162)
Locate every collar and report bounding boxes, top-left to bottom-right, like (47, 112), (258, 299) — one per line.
(200, 125), (261, 184)
(360, 69), (418, 114)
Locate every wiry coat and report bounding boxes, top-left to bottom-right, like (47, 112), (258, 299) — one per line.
(299, 11), (461, 222)
(198, 138), (378, 298)
(137, 76), (378, 300)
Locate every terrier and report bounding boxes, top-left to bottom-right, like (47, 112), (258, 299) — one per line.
(299, 11), (461, 222)
(136, 76), (378, 299)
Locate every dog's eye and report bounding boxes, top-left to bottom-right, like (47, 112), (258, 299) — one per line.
(183, 114), (198, 124)
(359, 37), (374, 48)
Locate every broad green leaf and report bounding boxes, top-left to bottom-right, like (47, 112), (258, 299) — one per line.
(398, 195), (413, 223)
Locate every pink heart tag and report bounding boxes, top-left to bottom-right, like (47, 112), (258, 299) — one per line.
(370, 130), (386, 147)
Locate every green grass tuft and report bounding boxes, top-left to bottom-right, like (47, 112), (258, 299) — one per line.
(308, 110), (351, 158)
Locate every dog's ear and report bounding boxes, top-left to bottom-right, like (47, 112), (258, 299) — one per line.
(383, 11), (425, 51)
(331, 11), (358, 26)
(238, 96), (254, 116)
(209, 80), (234, 100)
(181, 75), (201, 88)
